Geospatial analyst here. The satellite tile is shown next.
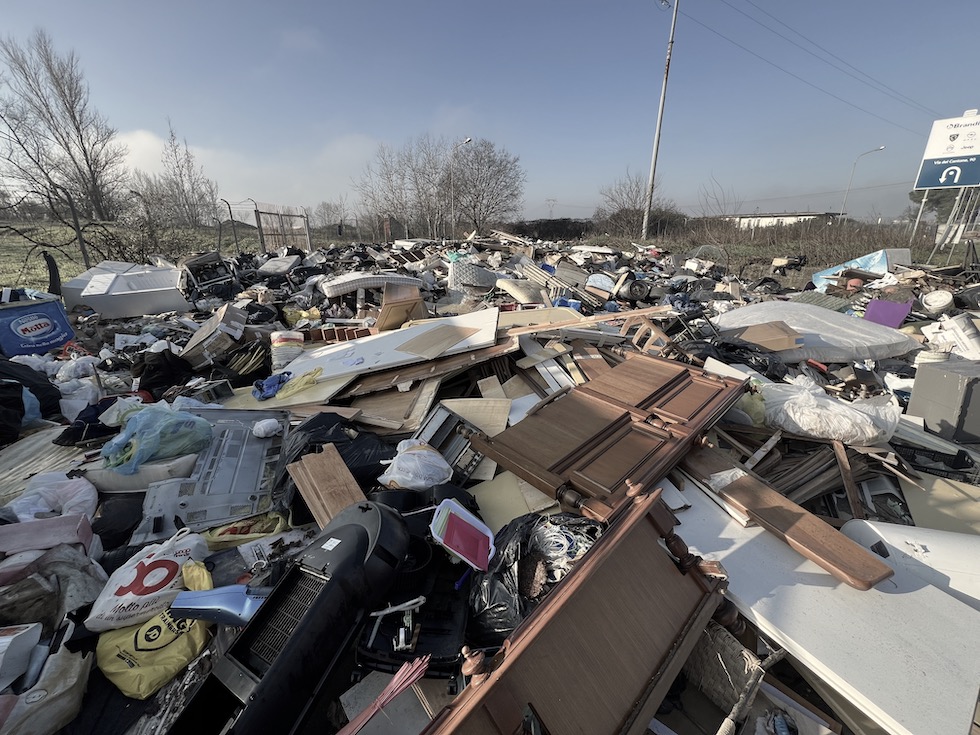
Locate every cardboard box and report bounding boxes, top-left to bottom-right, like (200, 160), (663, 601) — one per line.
(718, 321), (803, 352)
(179, 304), (247, 369)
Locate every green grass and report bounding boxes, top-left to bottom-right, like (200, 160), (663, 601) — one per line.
(0, 218), (943, 293)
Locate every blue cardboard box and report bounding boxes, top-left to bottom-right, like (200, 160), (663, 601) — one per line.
(0, 297), (75, 357)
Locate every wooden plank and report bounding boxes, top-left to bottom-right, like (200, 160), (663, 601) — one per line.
(515, 342), (572, 368)
(286, 443), (367, 528)
(219, 373), (355, 410)
(348, 378), (442, 435)
(336, 335), (519, 399)
(896, 473), (980, 535)
(743, 430), (782, 470)
(681, 447), (893, 591)
(569, 340), (611, 380)
(832, 440), (867, 520)
(477, 376), (507, 399)
(500, 374), (535, 400)
(557, 353), (588, 385)
(503, 305), (673, 336)
(374, 288), (429, 331)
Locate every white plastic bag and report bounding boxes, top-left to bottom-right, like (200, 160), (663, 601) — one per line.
(84, 528), (209, 632)
(4, 472), (98, 522)
(377, 439), (454, 490)
(761, 377), (900, 445)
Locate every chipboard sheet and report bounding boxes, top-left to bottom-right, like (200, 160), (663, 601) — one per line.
(282, 308), (499, 387)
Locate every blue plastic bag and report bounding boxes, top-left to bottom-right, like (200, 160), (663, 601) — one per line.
(101, 406), (212, 475)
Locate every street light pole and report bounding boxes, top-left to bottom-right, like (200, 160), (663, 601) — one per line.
(641, 0), (680, 241)
(449, 136), (471, 240)
(839, 145), (885, 222)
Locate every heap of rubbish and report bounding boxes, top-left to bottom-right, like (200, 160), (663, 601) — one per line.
(0, 232), (978, 735)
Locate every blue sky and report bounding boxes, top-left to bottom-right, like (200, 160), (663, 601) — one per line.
(3, 0), (975, 223)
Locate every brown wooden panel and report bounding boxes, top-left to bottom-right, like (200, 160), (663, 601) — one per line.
(583, 355), (691, 408)
(422, 492), (724, 735)
(487, 392), (626, 470)
(681, 446), (894, 590)
(467, 355), (746, 520)
(566, 423), (671, 500)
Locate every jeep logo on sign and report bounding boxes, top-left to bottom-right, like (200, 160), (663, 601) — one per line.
(10, 313), (56, 341)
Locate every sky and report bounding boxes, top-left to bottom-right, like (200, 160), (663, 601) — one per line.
(2, 0), (976, 224)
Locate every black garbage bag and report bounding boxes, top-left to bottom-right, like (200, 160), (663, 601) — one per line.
(467, 512), (603, 648)
(130, 350), (196, 400)
(0, 356), (62, 418)
(672, 338), (788, 381)
(0, 380), (26, 447)
(52, 396), (121, 446)
(273, 412), (397, 498)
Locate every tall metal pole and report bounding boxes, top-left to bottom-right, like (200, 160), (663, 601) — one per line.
(641, 0), (679, 241)
(839, 145), (885, 221)
(909, 189), (929, 244)
(220, 198), (239, 254)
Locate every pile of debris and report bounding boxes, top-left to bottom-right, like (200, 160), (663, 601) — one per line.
(0, 234), (977, 735)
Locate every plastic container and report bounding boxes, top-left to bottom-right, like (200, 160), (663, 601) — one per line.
(920, 290), (954, 315)
(0, 297), (74, 357)
(270, 330), (305, 371)
(428, 498), (495, 571)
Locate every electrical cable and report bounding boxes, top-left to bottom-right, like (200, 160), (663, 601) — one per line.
(679, 11), (924, 137)
(720, 0), (941, 118)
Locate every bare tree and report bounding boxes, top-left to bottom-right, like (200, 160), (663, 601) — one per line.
(124, 122), (218, 259)
(453, 139), (525, 234)
(355, 135), (525, 239)
(157, 121), (217, 227)
(594, 168), (681, 237)
(310, 196), (350, 233)
(354, 135), (445, 240)
(696, 175), (743, 218)
(0, 29), (127, 222)
(354, 142), (413, 239)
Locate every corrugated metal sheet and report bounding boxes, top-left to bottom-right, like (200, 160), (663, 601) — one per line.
(0, 426), (87, 505)
(789, 290), (854, 312)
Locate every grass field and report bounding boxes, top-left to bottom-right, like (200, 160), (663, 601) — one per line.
(0, 218), (942, 293)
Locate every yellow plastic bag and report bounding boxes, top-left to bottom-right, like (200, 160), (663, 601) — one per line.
(96, 561), (213, 700)
(201, 511), (289, 551)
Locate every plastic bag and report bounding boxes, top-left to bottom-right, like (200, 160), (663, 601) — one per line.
(201, 511), (289, 551)
(468, 512), (603, 647)
(84, 528), (209, 632)
(55, 355), (101, 383)
(4, 472), (98, 522)
(377, 439), (453, 490)
(100, 405), (212, 475)
(96, 560), (212, 699)
(760, 377), (900, 445)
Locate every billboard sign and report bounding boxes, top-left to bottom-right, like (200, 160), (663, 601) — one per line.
(914, 113), (980, 190)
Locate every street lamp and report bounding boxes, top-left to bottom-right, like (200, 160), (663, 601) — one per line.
(449, 136), (471, 240)
(839, 145), (885, 222)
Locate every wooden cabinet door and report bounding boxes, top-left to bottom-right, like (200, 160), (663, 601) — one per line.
(468, 354), (745, 519)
